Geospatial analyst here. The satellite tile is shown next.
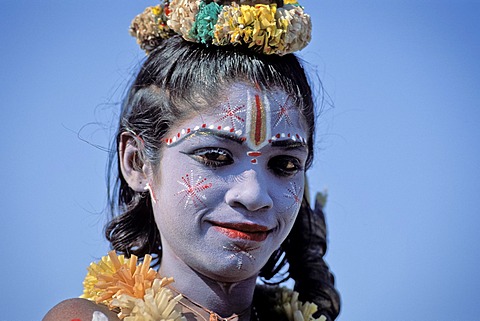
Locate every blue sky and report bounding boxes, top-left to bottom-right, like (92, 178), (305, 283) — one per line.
(1, 1), (479, 320)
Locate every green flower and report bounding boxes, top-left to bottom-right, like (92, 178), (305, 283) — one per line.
(190, 2), (223, 44)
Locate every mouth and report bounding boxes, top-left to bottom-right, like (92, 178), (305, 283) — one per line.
(210, 222), (271, 242)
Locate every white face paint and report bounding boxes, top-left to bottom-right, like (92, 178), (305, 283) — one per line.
(150, 83), (309, 282)
(92, 311), (108, 321)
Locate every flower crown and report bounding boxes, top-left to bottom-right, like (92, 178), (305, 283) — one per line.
(130, 0), (312, 55)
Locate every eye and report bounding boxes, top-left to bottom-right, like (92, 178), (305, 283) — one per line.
(268, 155), (303, 177)
(188, 148), (234, 168)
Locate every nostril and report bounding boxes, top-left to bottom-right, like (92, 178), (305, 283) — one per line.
(225, 170), (274, 211)
(225, 189), (273, 212)
(230, 200), (247, 210)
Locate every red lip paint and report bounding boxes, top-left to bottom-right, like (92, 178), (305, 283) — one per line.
(214, 226), (268, 242)
(212, 222), (270, 242)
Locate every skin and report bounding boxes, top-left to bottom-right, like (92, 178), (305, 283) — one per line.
(42, 298), (119, 321)
(149, 83), (309, 319)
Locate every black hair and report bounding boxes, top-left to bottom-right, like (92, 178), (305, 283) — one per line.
(106, 36), (340, 319)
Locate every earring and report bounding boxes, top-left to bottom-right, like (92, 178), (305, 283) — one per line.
(144, 182), (158, 204)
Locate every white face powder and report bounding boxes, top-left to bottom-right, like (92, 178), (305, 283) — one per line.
(92, 311), (108, 321)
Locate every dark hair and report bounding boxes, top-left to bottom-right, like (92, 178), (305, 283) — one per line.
(106, 36), (340, 319)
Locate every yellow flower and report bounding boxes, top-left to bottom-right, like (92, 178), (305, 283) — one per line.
(81, 251), (160, 307)
(239, 4), (278, 52)
(112, 278), (186, 321)
(151, 6), (161, 16)
(278, 288), (327, 321)
(214, 3), (242, 45)
(212, 2), (311, 55)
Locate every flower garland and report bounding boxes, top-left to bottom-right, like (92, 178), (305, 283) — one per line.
(276, 289), (327, 321)
(129, 0), (311, 55)
(81, 251), (327, 321)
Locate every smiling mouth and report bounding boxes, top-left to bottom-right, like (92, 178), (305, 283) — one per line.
(211, 222), (271, 242)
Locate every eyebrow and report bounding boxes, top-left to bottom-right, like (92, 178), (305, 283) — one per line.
(167, 128), (245, 147)
(271, 140), (308, 150)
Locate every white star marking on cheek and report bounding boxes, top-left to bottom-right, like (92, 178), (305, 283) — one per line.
(284, 181), (302, 210)
(223, 244), (258, 270)
(175, 170), (212, 208)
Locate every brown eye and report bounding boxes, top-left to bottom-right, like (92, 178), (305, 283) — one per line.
(268, 156), (303, 177)
(216, 153), (229, 162)
(285, 161), (296, 170)
(189, 148), (234, 168)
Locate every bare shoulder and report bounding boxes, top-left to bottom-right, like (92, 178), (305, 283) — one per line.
(43, 298), (120, 321)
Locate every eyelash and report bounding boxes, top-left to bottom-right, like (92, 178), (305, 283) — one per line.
(188, 148), (234, 168)
(188, 148), (304, 177)
(268, 155), (304, 177)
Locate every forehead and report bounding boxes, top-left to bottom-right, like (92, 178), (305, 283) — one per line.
(165, 83), (308, 149)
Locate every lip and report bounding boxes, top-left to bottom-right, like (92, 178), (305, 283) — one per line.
(210, 222), (271, 242)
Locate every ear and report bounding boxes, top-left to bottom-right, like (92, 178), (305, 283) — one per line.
(118, 132), (152, 192)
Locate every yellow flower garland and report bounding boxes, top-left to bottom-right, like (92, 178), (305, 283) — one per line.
(81, 252), (327, 321)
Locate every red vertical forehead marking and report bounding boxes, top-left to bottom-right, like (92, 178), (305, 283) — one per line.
(250, 94), (267, 147)
(254, 95), (263, 145)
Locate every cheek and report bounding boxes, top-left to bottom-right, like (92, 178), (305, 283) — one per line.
(272, 180), (304, 224)
(173, 169), (214, 209)
(163, 165), (227, 219)
(153, 167), (221, 242)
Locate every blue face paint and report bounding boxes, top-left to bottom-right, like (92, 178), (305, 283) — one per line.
(150, 83), (309, 282)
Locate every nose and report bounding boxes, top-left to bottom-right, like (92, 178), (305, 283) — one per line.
(225, 169), (274, 212)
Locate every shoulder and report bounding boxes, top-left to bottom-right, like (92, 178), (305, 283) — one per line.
(43, 298), (120, 321)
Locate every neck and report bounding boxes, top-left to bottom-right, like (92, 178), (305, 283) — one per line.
(160, 245), (258, 320)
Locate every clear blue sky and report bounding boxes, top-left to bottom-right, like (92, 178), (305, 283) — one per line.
(1, 1), (479, 320)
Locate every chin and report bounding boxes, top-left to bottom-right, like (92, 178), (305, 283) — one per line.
(197, 255), (264, 283)
(208, 268), (259, 284)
